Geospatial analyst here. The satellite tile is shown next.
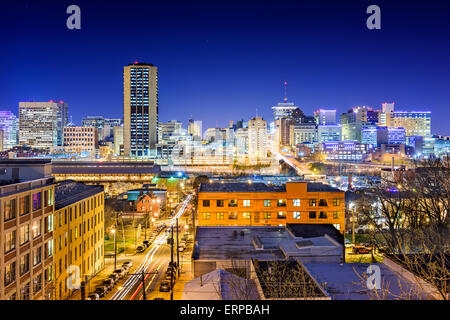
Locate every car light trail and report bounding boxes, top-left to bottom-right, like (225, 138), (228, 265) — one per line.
(110, 194), (192, 300)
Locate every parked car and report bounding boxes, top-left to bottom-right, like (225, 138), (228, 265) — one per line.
(94, 286), (108, 297)
(113, 268), (126, 279)
(159, 280), (171, 292)
(136, 245), (145, 253)
(153, 297), (165, 300)
(143, 240), (150, 247)
(352, 246), (372, 254)
(122, 261), (132, 269)
(102, 279), (114, 290)
(87, 292), (100, 300)
(108, 273), (119, 282)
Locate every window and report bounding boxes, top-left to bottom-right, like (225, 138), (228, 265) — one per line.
(277, 212), (286, 219)
(33, 274), (42, 293)
(33, 247), (42, 266)
(293, 212), (301, 219)
(263, 200), (271, 207)
(243, 200), (251, 207)
(47, 240), (53, 257)
(202, 212), (210, 220)
(5, 230), (16, 253)
(319, 211), (327, 219)
(20, 282), (30, 300)
(333, 199), (340, 206)
(4, 199), (16, 221)
(277, 199), (287, 207)
(309, 211), (316, 219)
(32, 220), (41, 239)
(216, 212), (224, 220)
(216, 200), (224, 207)
(19, 224), (30, 245)
(32, 192), (41, 211)
(243, 212), (251, 219)
(293, 199), (301, 207)
(47, 214), (53, 232)
(44, 189), (54, 207)
(228, 199), (238, 207)
(19, 195), (30, 216)
(263, 212), (271, 219)
(333, 212), (339, 219)
(319, 199), (328, 207)
(309, 199), (317, 207)
(228, 212), (238, 220)
(4, 262), (16, 286)
(20, 254), (30, 275)
(202, 200), (210, 207)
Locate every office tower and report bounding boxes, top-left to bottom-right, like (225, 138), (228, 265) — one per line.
(340, 106), (378, 142)
(123, 62), (158, 157)
(390, 111), (431, 137)
(314, 109), (337, 125)
(235, 128), (249, 155)
(63, 126), (98, 156)
(382, 102), (395, 113)
(188, 119), (203, 141)
(82, 116), (105, 128)
(19, 102), (62, 148)
(56, 101), (68, 146)
(248, 116), (267, 164)
(0, 111), (18, 151)
(113, 126), (124, 156)
(362, 126), (406, 147)
(158, 120), (183, 144)
(291, 123), (317, 146)
(317, 124), (342, 143)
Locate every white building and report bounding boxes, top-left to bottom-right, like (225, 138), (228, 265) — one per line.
(248, 117), (268, 165)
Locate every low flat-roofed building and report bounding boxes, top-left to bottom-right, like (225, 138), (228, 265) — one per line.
(197, 182), (345, 232)
(53, 180), (104, 300)
(191, 224), (344, 277)
(303, 262), (430, 300)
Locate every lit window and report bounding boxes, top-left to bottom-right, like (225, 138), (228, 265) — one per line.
(293, 199), (301, 207)
(243, 200), (251, 207)
(293, 212), (300, 219)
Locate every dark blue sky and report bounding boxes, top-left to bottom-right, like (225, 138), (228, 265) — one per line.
(1, 0), (449, 134)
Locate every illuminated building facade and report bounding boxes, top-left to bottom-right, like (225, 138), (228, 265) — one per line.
(63, 126), (98, 156)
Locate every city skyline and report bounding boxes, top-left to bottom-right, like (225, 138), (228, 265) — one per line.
(1, 0), (450, 134)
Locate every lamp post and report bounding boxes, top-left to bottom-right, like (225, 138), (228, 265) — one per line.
(112, 228), (117, 270)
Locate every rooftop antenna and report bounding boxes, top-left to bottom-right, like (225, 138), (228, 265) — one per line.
(256, 108), (258, 118)
(283, 81), (288, 103)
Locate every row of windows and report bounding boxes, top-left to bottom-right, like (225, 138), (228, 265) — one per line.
(202, 198), (341, 208)
(4, 189), (54, 221)
(4, 216), (53, 254)
(201, 211), (340, 220)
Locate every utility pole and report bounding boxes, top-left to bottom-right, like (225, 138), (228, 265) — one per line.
(113, 227), (117, 270)
(352, 207), (355, 245)
(170, 225), (174, 301)
(176, 218), (180, 277)
(141, 269), (146, 300)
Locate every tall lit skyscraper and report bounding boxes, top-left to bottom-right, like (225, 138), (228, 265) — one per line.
(123, 62), (158, 157)
(18, 101), (66, 148)
(0, 111), (18, 150)
(248, 116), (267, 164)
(314, 109), (337, 125)
(188, 119), (203, 141)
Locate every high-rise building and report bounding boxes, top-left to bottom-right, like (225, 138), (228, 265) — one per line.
(123, 62), (158, 157)
(248, 117), (267, 164)
(314, 109), (337, 125)
(63, 126), (98, 156)
(19, 102), (66, 148)
(113, 126), (124, 156)
(0, 111), (18, 151)
(158, 120), (182, 145)
(188, 119), (203, 141)
(317, 125), (342, 143)
(340, 106), (378, 142)
(378, 103), (431, 138)
(362, 126), (406, 147)
(291, 123), (317, 146)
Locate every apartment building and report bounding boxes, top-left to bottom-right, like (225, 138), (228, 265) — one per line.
(53, 180), (104, 300)
(0, 159), (55, 300)
(63, 126), (98, 156)
(197, 182), (345, 233)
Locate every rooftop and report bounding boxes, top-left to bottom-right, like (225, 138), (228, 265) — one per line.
(286, 223), (344, 245)
(55, 180), (104, 210)
(52, 161), (161, 175)
(199, 182), (341, 193)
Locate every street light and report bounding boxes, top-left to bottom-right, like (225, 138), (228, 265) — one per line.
(112, 228), (117, 270)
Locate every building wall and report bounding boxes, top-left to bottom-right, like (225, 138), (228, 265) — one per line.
(19, 102), (59, 148)
(197, 182), (345, 232)
(53, 191), (104, 300)
(63, 126), (98, 155)
(0, 180), (55, 300)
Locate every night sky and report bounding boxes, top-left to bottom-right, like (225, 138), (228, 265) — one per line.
(1, 0), (449, 134)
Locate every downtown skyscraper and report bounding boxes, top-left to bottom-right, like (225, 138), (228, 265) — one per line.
(123, 62), (158, 157)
